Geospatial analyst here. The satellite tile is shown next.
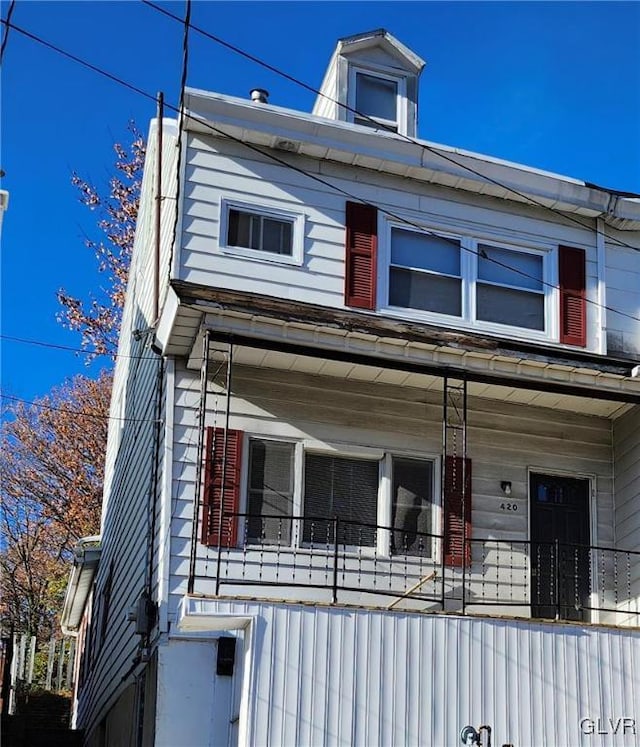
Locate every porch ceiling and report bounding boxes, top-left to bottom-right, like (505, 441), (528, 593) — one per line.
(156, 282), (640, 419)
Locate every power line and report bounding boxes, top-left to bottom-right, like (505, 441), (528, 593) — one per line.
(3, 16), (640, 328)
(140, 0), (640, 257)
(0, 0), (16, 63)
(0, 333), (158, 361)
(0, 393), (161, 424)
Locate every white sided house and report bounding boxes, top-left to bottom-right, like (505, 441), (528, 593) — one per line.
(62, 30), (640, 747)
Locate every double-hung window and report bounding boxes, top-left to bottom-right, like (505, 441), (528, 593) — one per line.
(219, 198), (304, 264)
(387, 225), (549, 337)
(476, 244), (544, 330)
(349, 68), (405, 133)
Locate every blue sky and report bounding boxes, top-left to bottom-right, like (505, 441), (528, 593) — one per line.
(2, 1), (639, 402)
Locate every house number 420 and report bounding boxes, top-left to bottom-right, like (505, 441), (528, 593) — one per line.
(500, 502), (518, 511)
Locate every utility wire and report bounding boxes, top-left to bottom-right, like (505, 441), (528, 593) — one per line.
(140, 0), (640, 256)
(0, 333), (159, 361)
(2, 16), (640, 328)
(0, 0), (16, 63)
(0, 393), (162, 423)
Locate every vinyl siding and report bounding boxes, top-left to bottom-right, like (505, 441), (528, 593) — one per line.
(76, 118), (178, 740)
(180, 132), (603, 350)
(605, 234), (640, 357)
(613, 405), (640, 623)
(168, 361), (614, 621)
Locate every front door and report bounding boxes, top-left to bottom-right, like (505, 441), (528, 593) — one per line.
(530, 473), (591, 621)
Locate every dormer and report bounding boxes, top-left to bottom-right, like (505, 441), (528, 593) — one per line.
(312, 29), (426, 138)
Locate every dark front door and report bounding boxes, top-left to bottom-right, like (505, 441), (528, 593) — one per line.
(530, 473), (591, 621)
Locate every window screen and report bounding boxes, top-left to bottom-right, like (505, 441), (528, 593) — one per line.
(303, 454), (379, 546)
(391, 457), (433, 556)
(247, 439), (294, 543)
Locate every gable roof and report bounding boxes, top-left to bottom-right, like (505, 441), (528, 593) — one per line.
(335, 28), (426, 74)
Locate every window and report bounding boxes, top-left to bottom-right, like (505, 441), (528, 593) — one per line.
(476, 244), (544, 330)
(389, 229), (462, 317)
(246, 439), (295, 544)
(391, 457), (434, 556)
(303, 453), (379, 547)
(219, 199), (304, 264)
(386, 225), (550, 336)
(349, 68), (405, 133)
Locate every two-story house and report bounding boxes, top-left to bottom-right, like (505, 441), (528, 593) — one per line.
(62, 30), (640, 747)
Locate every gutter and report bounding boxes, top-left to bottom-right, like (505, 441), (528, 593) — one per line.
(60, 535), (102, 636)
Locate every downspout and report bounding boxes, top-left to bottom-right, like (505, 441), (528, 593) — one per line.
(153, 92), (164, 325)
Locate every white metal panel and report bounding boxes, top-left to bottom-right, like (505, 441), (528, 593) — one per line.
(172, 598), (640, 747)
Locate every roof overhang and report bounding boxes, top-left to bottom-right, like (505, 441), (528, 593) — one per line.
(183, 89), (640, 231)
(155, 281), (640, 417)
(60, 536), (102, 636)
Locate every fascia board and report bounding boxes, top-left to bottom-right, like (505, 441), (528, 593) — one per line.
(183, 89), (640, 227)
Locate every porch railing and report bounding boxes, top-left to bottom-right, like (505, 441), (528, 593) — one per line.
(201, 512), (640, 627)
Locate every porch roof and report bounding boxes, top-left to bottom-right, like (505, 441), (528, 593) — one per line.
(156, 281), (640, 417)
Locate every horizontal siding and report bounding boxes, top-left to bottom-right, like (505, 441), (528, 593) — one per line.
(168, 361), (615, 620)
(179, 133), (605, 351)
(606, 239), (640, 356)
(77, 119), (178, 739)
(162, 600), (640, 747)
(613, 406), (640, 623)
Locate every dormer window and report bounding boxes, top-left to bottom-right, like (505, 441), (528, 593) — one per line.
(312, 30), (425, 139)
(352, 70), (403, 132)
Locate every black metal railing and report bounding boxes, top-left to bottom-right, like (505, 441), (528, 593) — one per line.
(198, 512), (640, 626)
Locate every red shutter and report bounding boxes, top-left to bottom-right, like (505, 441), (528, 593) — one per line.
(444, 456), (472, 568)
(559, 246), (586, 347)
(202, 426), (243, 547)
(344, 201), (377, 310)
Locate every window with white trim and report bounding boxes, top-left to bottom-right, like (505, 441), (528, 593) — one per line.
(349, 67), (406, 133)
(386, 225), (551, 336)
(219, 199), (304, 264)
(243, 437), (438, 553)
(391, 456), (434, 557)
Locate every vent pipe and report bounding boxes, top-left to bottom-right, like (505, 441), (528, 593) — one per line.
(249, 88), (269, 104)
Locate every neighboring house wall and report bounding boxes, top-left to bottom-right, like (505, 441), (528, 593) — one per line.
(77, 119), (178, 741)
(162, 600), (640, 747)
(181, 133), (604, 352)
(168, 361), (615, 621)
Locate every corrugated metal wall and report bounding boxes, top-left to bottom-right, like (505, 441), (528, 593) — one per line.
(179, 599), (640, 747)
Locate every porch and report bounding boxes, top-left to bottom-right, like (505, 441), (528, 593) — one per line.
(165, 291), (640, 630)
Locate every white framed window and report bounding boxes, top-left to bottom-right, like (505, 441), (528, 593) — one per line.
(348, 66), (407, 134)
(219, 197), (305, 265)
(383, 222), (554, 340)
(242, 435), (440, 556)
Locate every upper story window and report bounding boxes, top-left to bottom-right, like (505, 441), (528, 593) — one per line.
(353, 71), (403, 132)
(219, 197), (304, 265)
(385, 225), (550, 337)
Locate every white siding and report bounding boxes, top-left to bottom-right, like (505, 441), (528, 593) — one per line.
(77, 119), (179, 740)
(606, 235), (640, 357)
(167, 599), (640, 747)
(180, 132), (605, 351)
(613, 405), (640, 622)
(168, 362), (615, 620)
